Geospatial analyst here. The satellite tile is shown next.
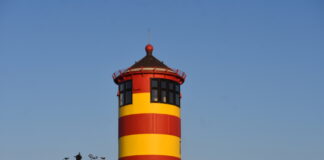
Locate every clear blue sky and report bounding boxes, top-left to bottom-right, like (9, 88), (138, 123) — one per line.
(0, 0), (323, 160)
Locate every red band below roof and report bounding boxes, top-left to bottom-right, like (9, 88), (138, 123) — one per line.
(113, 68), (186, 85)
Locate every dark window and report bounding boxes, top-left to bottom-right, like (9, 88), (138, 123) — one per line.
(151, 89), (159, 102)
(152, 79), (158, 88)
(125, 81), (132, 90)
(150, 78), (181, 106)
(118, 80), (132, 107)
(161, 90), (167, 103)
(175, 84), (180, 92)
(119, 83), (124, 91)
(169, 82), (174, 90)
(168, 92), (174, 104)
(175, 93), (180, 106)
(161, 81), (167, 89)
(125, 91), (132, 104)
(119, 93), (124, 106)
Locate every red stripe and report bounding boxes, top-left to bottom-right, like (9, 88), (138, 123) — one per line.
(119, 155), (180, 160)
(119, 113), (181, 137)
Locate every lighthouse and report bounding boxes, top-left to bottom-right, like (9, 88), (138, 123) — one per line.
(113, 44), (186, 160)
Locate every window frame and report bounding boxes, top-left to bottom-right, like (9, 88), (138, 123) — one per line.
(118, 80), (132, 107)
(150, 78), (181, 107)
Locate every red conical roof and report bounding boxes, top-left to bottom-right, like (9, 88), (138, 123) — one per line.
(129, 44), (171, 69)
(112, 44), (186, 84)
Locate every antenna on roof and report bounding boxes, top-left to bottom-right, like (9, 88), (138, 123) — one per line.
(146, 28), (154, 56)
(147, 28), (151, 44)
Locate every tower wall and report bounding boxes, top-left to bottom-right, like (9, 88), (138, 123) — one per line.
(118, 73), (182, 160)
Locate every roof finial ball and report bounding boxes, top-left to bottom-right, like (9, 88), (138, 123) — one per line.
(145, 44), (154, 56)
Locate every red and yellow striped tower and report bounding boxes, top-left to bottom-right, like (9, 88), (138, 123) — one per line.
(113, 44), (186, 160)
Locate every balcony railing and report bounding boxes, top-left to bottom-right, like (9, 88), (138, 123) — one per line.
(112, 67), (186, 80)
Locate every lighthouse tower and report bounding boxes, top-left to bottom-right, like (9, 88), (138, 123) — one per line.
(113, 44), (186, 160)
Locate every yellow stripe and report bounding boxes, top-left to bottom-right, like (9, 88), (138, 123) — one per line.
(119, 134), (181, 158)
(119, 93), (180, 118)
